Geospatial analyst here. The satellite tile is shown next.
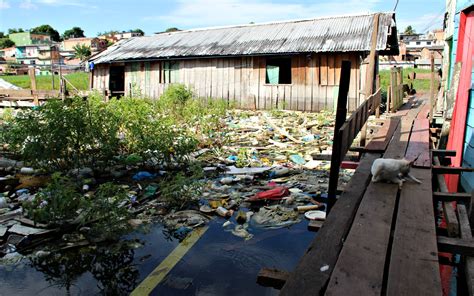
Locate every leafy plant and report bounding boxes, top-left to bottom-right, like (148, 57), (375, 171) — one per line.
(159, 164), (203, 210)
(24, 173), (85, 226)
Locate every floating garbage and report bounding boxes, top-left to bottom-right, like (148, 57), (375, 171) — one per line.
(132, 171), (156, 181)
(231, 225), (253, 240)
(289, 155), (306, 165)
(301, 135), (315, 142)
(269, 167), (290, 178)
(304, 210), (326, 220)
(19, 167), (35, 175)
(251, 205), (300, 229)
(248, 186), (290, 202)
(0, 197), (7, 209)
(216, 206), (232, 218)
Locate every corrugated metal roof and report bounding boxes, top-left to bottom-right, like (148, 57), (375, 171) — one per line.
(91, 12), (396, 64)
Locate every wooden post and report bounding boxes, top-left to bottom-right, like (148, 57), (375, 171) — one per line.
(430, 53), (435, 123)
(28, 67), (39, 106)
(397, 67), (403, 108)
(328, 60), (351, 212)
(390, 67), (397, 112)
(387, 84), (391, 114)
(375, 75), (381, 118)
(360, 13), (380, 147)
(28, 67), (36, 91)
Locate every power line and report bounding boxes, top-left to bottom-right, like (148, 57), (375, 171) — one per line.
(393, 0), (399, 11)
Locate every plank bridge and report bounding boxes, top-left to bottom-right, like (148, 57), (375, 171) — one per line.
(268, 93), (474, 295)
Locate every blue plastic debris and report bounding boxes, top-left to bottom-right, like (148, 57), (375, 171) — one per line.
(227, 155), (239, 162)
(302, 135), (315, 142)
(132, 171), (156, 181)
(289, 154), (306, 165)
(174, 226), (192, 240)
(15, 189), (29, 196)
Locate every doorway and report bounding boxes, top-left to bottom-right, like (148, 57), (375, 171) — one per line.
(109, 66), (125, 97)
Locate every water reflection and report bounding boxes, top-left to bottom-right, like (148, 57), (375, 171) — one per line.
(29, 241), (140, 295)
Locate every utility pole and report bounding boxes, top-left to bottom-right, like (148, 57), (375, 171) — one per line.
(50, 43), (55, 90)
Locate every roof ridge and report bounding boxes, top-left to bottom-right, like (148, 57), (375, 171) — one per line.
(154, 11), (394, 36)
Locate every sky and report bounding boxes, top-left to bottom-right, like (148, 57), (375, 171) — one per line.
(0, 0), (446, 37)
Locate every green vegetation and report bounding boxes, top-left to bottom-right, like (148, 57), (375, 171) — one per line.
(379, 67), (439, 94)
(1, 72), (89, 90)
(62, 27), (85, 39)
(30, 24), (61, 41)
(24, 173), (132, 238)
(73, 44), (92, 61)
(2, 84), (228, 171)
(0, 37), (15, 49)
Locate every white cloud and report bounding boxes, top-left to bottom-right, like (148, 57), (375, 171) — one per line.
(143, 0), (380, 29)
(0, 0), (11, 9)
(37, 0), (97, 9)
(19, 0), (37, 9)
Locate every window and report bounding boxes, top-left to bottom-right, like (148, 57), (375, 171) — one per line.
(162, 61), (179, 83)
(265, 57), (292, 84)
(30, 60), (36, 65)
(427, 41), (432, 45)
(416, 41), (421, 45)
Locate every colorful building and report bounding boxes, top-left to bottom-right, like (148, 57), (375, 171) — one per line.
(8, 32), (51, 46)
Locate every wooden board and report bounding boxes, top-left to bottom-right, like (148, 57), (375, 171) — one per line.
(280, 153), (381, 296)
(438, 236), (474, 256)
(326, 101), (422, 295)
(458, 204), (474, 296)
(405, 118), (431, 168)
(365, 118), (400, 152)
(386, 168), (442, 296)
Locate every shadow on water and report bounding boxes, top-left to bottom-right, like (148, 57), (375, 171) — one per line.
(29, 242), (139, 295)
(0, 218), (315, 296)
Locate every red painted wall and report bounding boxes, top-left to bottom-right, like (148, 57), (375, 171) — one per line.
(446, 10), (474, 192)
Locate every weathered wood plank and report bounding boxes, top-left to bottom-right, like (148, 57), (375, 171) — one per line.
(458, 204), (474, 296)
(405, 118), (431, 168)
(433, 192), (472, 203)
(386, 168), (442, 296)
(257, 268), (290, 290)
(328, 54), (335, 86)
(365, 118), (400, 152)
(434, 156), (460, 237)
(433, 166), (474, 174)
(326, 101), (421, 296)
(320, 54), (328, 86)
(438, 236), (474, 256)
(280, 153), (381, 296)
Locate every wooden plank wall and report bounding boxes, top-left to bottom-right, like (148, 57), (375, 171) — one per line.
(92, 53), (362, 112)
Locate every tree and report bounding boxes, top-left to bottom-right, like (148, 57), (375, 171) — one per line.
(63, 27), (85, 39)
(130, 29), (144, 36)
(0, 32), (4, 38)
(31, 24), (61, 41)
(404, 25), (416, 35)
(0, 38), (15, 49)
(165, 27), (180, 32)
(8, 28), (25, 34)
(73, 44), (91, 61)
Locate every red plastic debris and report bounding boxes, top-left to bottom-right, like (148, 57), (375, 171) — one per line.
(248, 186), (290, 201)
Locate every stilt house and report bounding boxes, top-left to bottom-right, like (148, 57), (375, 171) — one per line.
(89, 12), (398, 112)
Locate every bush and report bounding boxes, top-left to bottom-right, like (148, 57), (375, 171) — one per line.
(24, 173), (86, 225)
(2, 85), (228, 171)
(159, 164), (204, 210)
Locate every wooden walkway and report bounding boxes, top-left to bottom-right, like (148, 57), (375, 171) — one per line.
(280, 96), (446, 295)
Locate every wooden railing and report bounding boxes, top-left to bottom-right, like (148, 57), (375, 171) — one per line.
(337, 87), (381, 161)
(327, 85), (382, 209)
(387, 66), (404, 112)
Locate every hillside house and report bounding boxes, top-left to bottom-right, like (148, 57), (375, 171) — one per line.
(8, 32), (51, 46)
(90, 13), (398, 112)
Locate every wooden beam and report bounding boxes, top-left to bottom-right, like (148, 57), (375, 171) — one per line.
(430, 52), (435, 122)
(434, 156), (459, 237)
(437, 236), (474, 257)
(433, 192), (472, 204)
(458, 204), (474, 296)
(280, 153), (381, 296)
(432, 150), (457, 157)
(433, 166), (474, 174)
(256, 268), (290, 290)
(327, 60), (351, 210)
